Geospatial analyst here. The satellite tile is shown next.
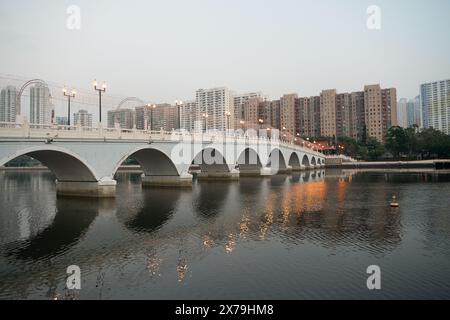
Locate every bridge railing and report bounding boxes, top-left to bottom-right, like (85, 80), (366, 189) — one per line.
(0, 122), (323, 156)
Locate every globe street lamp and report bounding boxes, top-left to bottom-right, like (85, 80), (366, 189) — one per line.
(240, 120), (245, 130)
(147, 104), (156, 131)
(258, 118), (264, 136)
(62, 87), (76, 126)
(225, 111), (232, 132)
(175, 100), (183, 130)
(202, 113), (209, 133)
(93, 80), (106, 127)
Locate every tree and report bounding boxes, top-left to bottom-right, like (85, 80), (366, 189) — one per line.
(385, 126), (408, 159)
(404, 126), (418, 159)
(366, 138), (385, 161)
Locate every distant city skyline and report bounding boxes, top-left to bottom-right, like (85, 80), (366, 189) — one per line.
(1, 0), (449, 102)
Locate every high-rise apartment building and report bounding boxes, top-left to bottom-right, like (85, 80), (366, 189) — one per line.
(397, 98), (409, 128)
(74, 109), (93, 127)
(180, 100), (199, 132)
(135, 105), (151, 130)
(56, 117), (68, 125)
(336, 93), (353, 138)
(0, 85), (18, 123)
(420, 79), (450, 134)
(351, 91), (365, 141)
(280, 93), (298, 139)
(320, 89), (337, 138)
(107, 108), (135, 129)
(135, 103), (179, 131)
(241, 97), (263, 130)
(152, 104), (179, 131)
(364, 84), (397, 142)
(302, 96), (321, 138)
(196, 87), (234, 131)
(407, 96), (421, 128)
(269, 100), (281, 130)
(30, 84), (53, 124)
(233, 92), (264, 129)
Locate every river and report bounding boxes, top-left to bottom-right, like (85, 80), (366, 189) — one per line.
(1, 170), (450, 299)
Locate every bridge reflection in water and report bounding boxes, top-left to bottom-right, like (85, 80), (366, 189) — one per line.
(1, 169), (450, 299)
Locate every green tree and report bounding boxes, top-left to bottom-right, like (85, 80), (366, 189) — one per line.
(404, 126), (418, 159)
(386, 126), (408, 159)
(366, 138), (385, 161)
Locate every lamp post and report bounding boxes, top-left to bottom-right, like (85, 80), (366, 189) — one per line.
(225, 111), (231, 132)
(266, 127), (271, 140)
(62, 87), (76, 126)
(93, 80), (106, 127)
(147, 104), (156, 131)
(175, 100), (183, 130)
(202, 113), (209, 133)
(258, 118), (264, 137)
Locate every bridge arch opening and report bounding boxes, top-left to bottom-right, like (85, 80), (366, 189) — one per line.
(311, 157), (317, 167)
(288, 152), (301, 170)
(266, 148), (287, 173)
(237, 148), (262, 176)
(1, 149), (97, 182)
(192, 148), (230, 175)
(302, 155), (310, 168)
(114, 147), (180, 177)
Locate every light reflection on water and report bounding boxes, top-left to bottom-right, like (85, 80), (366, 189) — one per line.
(0, 169), (450, 299)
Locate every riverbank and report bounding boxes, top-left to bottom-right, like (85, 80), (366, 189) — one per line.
(326, 159), (450, 170)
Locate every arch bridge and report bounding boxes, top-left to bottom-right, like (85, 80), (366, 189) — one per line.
(0, 122), (325, 197)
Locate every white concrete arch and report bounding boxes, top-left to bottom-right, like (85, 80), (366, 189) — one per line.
(237, 147), (263, 176)
(192, 147), (231, 175)
(288, 152), (301, 170)
(301, 154), (311, 168)
(111, 145), (181, 178)
(0, 145), (99, 182)
(266, 147), (287, 172)
(237, 147), (262, 166)
(311, 156), (317, 167)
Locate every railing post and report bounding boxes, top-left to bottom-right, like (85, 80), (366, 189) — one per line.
(22, 120), (30, 138)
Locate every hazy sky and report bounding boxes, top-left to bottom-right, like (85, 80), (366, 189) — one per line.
(1, 0), (449, 102)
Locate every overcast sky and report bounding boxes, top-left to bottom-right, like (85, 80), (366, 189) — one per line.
(1, 0), (449, 103)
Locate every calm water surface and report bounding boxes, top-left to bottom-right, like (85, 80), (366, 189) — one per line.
(1, 170), (450, 299)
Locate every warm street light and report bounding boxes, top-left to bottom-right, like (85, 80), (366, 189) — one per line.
(225, 111), (232, 131)
(93, 79), (106, 126)
(62, 87), (76, 126)
(202, 113), (209, 132)
(175, 100), (183, 130)
(147, 104), (156, 130)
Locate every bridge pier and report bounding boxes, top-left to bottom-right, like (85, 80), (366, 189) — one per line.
(56, 179), (117, 198)
(141, 174), (193, 188)
(197, 169), (239, 181)
(238, 165), (263, 177)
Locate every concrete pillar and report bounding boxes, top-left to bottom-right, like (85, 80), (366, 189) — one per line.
(197, 168), (239, 181)
(56, 178), (116, 198)
(275, 166), (290, 174)
(260, 167), (275, 176)
(239, 165), (263, 177)
(141, 173), (193, 188)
